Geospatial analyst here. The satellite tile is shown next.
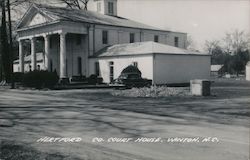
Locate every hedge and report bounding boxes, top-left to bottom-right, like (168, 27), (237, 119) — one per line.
(22, 70), (59, 89)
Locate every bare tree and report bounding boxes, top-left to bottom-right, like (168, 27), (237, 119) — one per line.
(204, 40), (226, 65)
(204, 30), (250, 75)
(1, 0), (11, 82)
(81, 0), (90, 10)
(186, 35), (197, 51)
(0, 0), (3, 81)
(222, 29), (250, 55)
(58, 0), (90, 10)
(204, 40), (220, 54)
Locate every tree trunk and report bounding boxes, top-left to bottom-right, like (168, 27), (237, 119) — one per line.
(1, 0), (11, 82)
(7, 0), (14, 88)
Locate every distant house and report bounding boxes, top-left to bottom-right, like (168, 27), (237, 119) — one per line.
(13, 53), (45, 72)
(246, 61), (250, 81)
(211, 65), (224, 77)
(15, 1), (210, 85)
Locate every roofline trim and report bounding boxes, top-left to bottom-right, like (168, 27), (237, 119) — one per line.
(16, 4), (55, 30)
(16, 20), (61, 32)
(154, 52), (210, 56)
(14, 60), (43, 64)
(16, 4), (34, 29)
(61, 20), (186, 34)
(16, 7), (186, 34)
(90, 52), (210, 59)
(16, 19), (175, 34)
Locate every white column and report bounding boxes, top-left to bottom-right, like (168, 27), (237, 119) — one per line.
(30, 37), (37, 71)
(88, 28), (94, 56)
(44, 35), (50, 71)
(60, 32), (67, 78)
(19, 40), (24, 72)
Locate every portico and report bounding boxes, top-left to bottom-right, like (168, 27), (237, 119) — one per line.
(14, 4), (195, 85)
(17, 19), (88, 80)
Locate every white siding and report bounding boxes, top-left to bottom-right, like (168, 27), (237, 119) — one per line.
(246, 64), (250, 81)
(166, 32), (187, 49)
(89, 55), (153, 83)
(94, 25), (142, 52)
(153, 54), (211, 84)
(92, 25), (187, 54)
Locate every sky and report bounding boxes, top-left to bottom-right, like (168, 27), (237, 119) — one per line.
(113, 0), (250, 50)
(10, 0), (250, 51)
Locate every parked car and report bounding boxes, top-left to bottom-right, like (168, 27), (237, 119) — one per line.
(70, 75), (103, 85)
(111, 72), (152, 88)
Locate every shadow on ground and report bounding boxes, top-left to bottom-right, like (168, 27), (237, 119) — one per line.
(0, 140), (81, 160)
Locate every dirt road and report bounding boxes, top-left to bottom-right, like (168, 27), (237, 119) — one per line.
(0, 79), (249, 160)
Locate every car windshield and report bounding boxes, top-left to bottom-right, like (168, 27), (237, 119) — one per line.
(127, 74), (140, 79)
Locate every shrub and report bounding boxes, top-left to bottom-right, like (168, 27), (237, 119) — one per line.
(112, 86), (190, 97)
(87, 74), (103, 84)
(13, 72), (24, 82)
(23, 70), (59, 89)
(70, 75), (87, 83)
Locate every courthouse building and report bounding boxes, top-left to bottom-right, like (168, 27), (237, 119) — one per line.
(15, 0), (210, 84)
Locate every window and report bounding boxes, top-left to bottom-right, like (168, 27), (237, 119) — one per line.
(154, 35), (159, 42)
(109, 61), (114, 82)
(97, 2), (101, 12)
(174, 37), (179, 47)
(76, 35), (81, 45)
(37, 65), (40, 71)
(102, 30), (108, 44)
(50, 59), (53, 72)
(108, 2), (114, 14)
(77, 57), (82, 75)
(66, 59), (68, 75)
(130, 33), (135, 43)
(132, 62), (138, 67)
(95, 62), (100, 76)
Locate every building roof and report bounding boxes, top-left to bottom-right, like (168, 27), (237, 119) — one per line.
(18, 4), (167, 32)
(96, 41), (209, 57)
(14, 52), (44, 64)
(211, 65), (224, 72)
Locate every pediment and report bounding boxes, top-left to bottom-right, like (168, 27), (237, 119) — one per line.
(17, 5), (54, 29)
(28, 13), (48, 26)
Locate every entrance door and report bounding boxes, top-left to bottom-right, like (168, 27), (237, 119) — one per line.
(77, 57), (82, 75)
